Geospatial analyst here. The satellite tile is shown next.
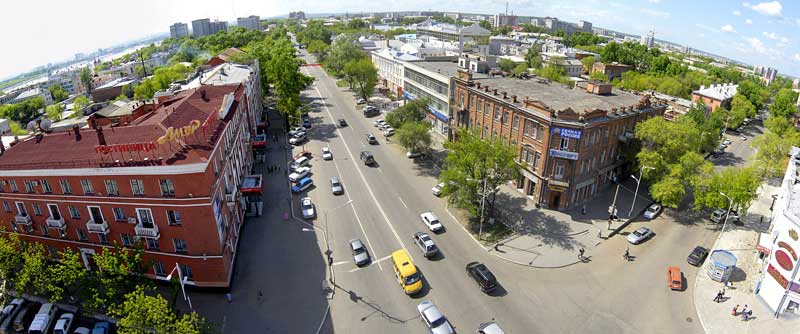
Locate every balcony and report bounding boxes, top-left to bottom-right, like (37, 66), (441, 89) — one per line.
(14, 215), (32, 225)
(135, 223), (160, 239)
(86, 219), (109, 233)
(46, 216), (66, 229)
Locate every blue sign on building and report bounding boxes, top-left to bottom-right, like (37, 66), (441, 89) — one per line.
(552, 127), (582, 139)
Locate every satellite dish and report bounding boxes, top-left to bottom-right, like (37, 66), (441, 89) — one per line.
(40, 119), (52, 132)
(26, 121), (37, 132)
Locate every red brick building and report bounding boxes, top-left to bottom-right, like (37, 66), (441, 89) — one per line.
(0, 82), (262, 288)
(452, 72), (665, 210)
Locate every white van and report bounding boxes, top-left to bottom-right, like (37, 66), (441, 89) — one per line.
(27, 303), (56, 334)
(290, 156), (310, 171)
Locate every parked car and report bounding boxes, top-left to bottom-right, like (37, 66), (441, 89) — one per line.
(28, 303), (57, 334)
(288, 127), (304, 137)
(643, 204), (662, 219)
(350, 239), (370, 266)
(717, 144), (726, 151)
(53, 313), (75, 334)
(291, 177), (314, 193)
(722, 139), (732, 145)
(627, 227), (654, 244)
(420, 212), (444, 233)
(687, 246), (709, 266)
(289, 166), (311, 183)
(363, 106), (379, 117)
(73, 328), (91, 334)
(360, 151), (375, 165)
(383, 128), (395, 137)
(303, 119), (312, 128)
(0, 299), (23, 334)
(407, 151), (423, 158)
(330, 177), (344, 195)
(432, 183), (445, 196)
(91, 322), (111, 334)
(301, 197), (316, 219)
(290, 156), (310, 171)
(740, 135), (747, 141)
(356, 97), (366, 104)
(322, 147), (333, 160)
(413, 232), (439, 258)
(416, 300), (455, 334)
(366, 133), (378, 144)
(289, 132), (307, 145)
(466, 262), (498, 293)
(667, 266), (683, 290)
(477, 322), (505, 334)
(710, 208), (739, 223)
(11, 302), (36, 333)
(338, 118), (347, 127)
(373, 119), (384, 127)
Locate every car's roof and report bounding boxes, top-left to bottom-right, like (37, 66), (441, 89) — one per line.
(350, 239), (364, 248)
(301, 197), (312, 204)
(421, 212), (438, 220)
(331, 176), (340, 182)
(636, 227), (650, 232)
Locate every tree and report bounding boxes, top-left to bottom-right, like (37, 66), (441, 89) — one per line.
(693, 167), (760, 215)
(48, 84), (69, 102)
(513, 64), (528, 77)
(45, 104), (64, 120)
(80, 67), (93, 94)
(73, 95), (91, 113)
(734, 80), (766, 110)
(525, 47), (541, 69)
(478, 20), (493, 31)
(764, 115), (792, 136)
(770, 88), (800, 119)
(728, 94), (755, 129)
(306, 40), (330, 62)
(324, 35), (363, 76)
(440, 129), (520, 218)
(46, 249), (88, 303)
(83, 244), (150, 313)
(752, 131), (795, 179)
(396, 121), (432, 153)
(498, 59), (516, 73)
(589, 71), (607, 82)
(109, 286), (206, 334)
(12, 242), (49, 296)
(385, 98), (428, 128)
(0, 232), (22, 282)
(580, 56), (595, 74)
(343, 58), (378, 101)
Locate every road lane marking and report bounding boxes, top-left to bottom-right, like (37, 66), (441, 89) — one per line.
(303, 66), (412, 262)
(398, 196), (408, 209)
(331, 260), (350, 267)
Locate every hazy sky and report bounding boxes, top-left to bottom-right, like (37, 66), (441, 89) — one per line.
(1, 0), (799, 79)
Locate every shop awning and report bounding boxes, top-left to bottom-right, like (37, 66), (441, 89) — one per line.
(757, 232), (773, 254)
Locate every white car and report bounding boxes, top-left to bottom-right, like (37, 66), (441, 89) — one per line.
(407, 151), (423, 158)
(290, 156), (310, 171)
(432, 183), (445, 196)
(289, 166), (311, 182)
(722, 139), (732, 145)
(301, 197), (316, 219)
(643, 204), (662, 219)
(627, 227), (654, 244)
(53, 313), (74, 334)
(289, 132), (306, 145)
(373, 119), (384, 127)
(288, 127), (304, 137)
(417, 300), (454, 334)
(383, 128), (395, 137)
(420, 212), (444, 232)
(322, 147), (333, 160)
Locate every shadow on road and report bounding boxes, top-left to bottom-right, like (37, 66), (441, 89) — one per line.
(333, 284), (417, 325)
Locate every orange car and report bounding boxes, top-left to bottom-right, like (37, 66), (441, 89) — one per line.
(668, 266), (683, 290)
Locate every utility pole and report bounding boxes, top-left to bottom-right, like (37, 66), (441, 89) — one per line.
(629, 166), (654, 216)
(138, 50), (148, 77)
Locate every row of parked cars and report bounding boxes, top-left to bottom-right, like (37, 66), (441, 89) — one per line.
(0, 300), (110, 334)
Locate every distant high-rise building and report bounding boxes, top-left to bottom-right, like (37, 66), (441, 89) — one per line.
(753, 65), (778, 85)
(640, 30), (654, 48)
(192, 18), (212, 37)
(578, 20), (592, 33)
(209, 20), (228, 35)
(237, 15), (260, 30)
(289, 11), (306, 20)
(493, 14), (517, 28)
(170, 23), (189, 38)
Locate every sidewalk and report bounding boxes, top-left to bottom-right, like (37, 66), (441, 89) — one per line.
(486, 178), (653, 268)
(693, 181), (800, 334)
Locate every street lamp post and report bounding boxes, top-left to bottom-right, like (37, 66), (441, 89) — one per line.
(302, 199), (352, 285)
(710, 192), (735, 254)
(629, 166), (655, 216)
(478, 177), (488, 241)
(166, 263), (192, 311)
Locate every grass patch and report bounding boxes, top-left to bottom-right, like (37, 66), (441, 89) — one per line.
(335, 79), (349, 88)
(479, 222), (513, 244)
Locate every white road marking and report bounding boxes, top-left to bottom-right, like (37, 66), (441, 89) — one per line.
(398, 196), (408, 209)
(304, 67), (412, 262)
(331, 260), (350, 267)
(347, 254), (392, 272)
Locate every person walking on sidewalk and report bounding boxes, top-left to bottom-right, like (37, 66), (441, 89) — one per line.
(732, 304), (739, 316)
(578, 248), (585, 260)
(714, 290), (723, 303)
(623, 248), (630, 261)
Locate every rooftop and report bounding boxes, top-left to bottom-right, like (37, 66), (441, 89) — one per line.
(408, 61), (489, 80)
(13, 88), (46, 101)
(0, 84), (242, 171)
(185, 63), (254, 89)
(95, 77), (137, 90)
(470, 76), (645, 114)
(693, 83), (738, 101)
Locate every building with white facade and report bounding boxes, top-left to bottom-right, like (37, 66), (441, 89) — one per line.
(370, 48), (420, 98)
(170, 23), (189, 38)
(756, 147), (800, 317)
(12, 88), (53, 105)
(236, 15), (260, 30)
(754, 65), (778, 85)
(640, 30), (654, 48)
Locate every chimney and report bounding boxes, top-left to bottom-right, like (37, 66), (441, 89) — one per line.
(73, 125), (81, 141)
(511, 95), (517, 103)
(502, 91), (507, 99)
(476, 83), (482, 89)
(493, 88), (498, 95)
(96, 127), (106, 146)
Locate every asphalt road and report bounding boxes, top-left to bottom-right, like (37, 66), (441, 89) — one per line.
(290, 56), (717, 333)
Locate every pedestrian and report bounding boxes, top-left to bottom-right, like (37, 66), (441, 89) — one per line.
(579, 248), (585, 260)
(623, 248), (630, 261)
(714, 291), (722, 303)
(732, 304), (739, 316)
(741, 305), (748, 319)
(581, 205), (586, 215)
(257, 290), (263, 301)
(226, 293), (232, 303)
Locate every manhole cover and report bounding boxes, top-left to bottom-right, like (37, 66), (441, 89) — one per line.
(686, 317), (693, 323)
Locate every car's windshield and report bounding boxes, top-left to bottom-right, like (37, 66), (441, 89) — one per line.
(404, 272), (420, 285)
(353, 246), (364, 254)
(429, 314), (446, 327)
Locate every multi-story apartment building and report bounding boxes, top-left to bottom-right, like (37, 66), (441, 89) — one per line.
(0, 56), (264, 288)
(12, 88), (53, 106)
(452, 73), (665, 210)
(192, 18), (212, 37)
(592, 62), (633, 81)
(170, 23), (189, 39)
(371, 48), (419, 98)
(691, 83), (737, 112)
(753, 65), (778, 85)
(236, 15), (260, 30)
(416, 20), (491, 47)
(209, 21), (228, 35)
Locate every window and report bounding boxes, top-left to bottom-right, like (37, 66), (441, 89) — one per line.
(492, 130), (497, 140)
(159, 179), (175, 197)
(533, 152), (541, 171)
(32, 203), (42, 216)
(41, 180), (52, 193)
(121, 233), (133, 247)
(153, 262), (166, 277)
(68, 205), (80, 219)
(179, 264), (194, 281)
(130, 180), (145, 196)
(137, 208), (154, 226)
(523, 120), (532, 137)
(167, 210), (182, 225)
(24, 180), (34, 193)
(9, 180), (18, 193)
(80, 179), (94, 194)
(77, 228), (87, 241)
(513, 115), (520, 129)
(40, 225), (49, 236)
(493, 106), (500, 120)
(537, 125), (544, 140)
(213, 159), (219, 176)
(104, 180), (119, 196)
(0, 182), (4, 192)
(560, 138), (570, 150)
(15, 202), (27, 217)
(98, 233), (109, 245)
(112, 208), (126, 221)
(524, 149), (534, 165)
(2, 201), (10, 213)
(502, 111), (509, 125)
(59, 179), (72, 194)
(145, 238), (159, 250)
(477, 99), (483, 113)
(483, 126), (488, 138)
(555, 162), (565, 180)
(173, 239), (187, 253)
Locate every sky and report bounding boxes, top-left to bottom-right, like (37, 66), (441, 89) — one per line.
(1, 0), (799, 80)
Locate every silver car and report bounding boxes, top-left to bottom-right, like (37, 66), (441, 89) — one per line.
(300, 197), (315, 219)
(350, 239), (369, 266)
(330, 177), (344, 195)
(417, 300), (454, 334)
(627, 227), (654, 244)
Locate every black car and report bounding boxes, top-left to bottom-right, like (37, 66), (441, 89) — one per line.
(338, 118), (347, 127)
(303, 119), (312, 128)
(360, 151), (375, 165)
(687, 246), (709, 266)
(466, 262), (498, 293)
(366, 133), (378, 145)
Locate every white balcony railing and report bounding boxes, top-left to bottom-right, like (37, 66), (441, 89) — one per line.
(46, 216), (66, 229)
(14, 215), (32, 225)
(86, 219), (109, 233)
(135, 223), (160, 239)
